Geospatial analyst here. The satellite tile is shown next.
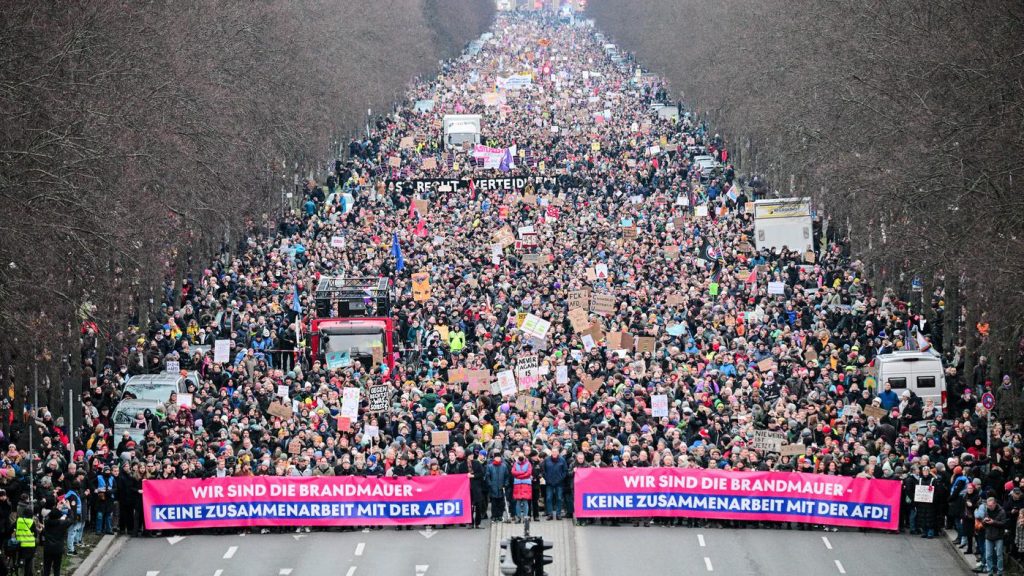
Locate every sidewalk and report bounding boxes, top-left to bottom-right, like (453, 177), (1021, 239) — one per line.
(489, 518), (576, 576)
(944, 528), (1024, 575)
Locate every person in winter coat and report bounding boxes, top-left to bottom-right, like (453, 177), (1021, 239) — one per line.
(981, 497), (1009, 576)
(511, 450), (533, 522)
(468, 450), (488, 528)
(14, 501), (39, 576)
(542, 447), (569, 520)
(41, 506), (72, 576)
(484, 455), (510, 523)
(915, 466), (937, 538)
(960, 480), (982, 556)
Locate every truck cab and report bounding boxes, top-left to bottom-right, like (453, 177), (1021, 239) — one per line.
(309, 276), (396, 377)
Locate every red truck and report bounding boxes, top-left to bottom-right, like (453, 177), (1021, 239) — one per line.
(309, 276), (396, 378)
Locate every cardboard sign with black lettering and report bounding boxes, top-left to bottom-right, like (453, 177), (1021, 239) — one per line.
(431, 430), (450, 446)
(567, 289), (590, 311)
(267, 402), (293, 421)
(752, 430), (786, 453)
(516, 395), (543, 412)
(568, 308), (590, 332)
(635, 336), (656, 354)
(590, 293), (616, 316)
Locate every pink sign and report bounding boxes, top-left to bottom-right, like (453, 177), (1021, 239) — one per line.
(144, 475), (471, 529)
(574, 468), (900, 530)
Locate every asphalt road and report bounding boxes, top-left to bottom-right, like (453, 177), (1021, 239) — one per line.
(99, 526), (490, 576)
(576, 525), (968, 576)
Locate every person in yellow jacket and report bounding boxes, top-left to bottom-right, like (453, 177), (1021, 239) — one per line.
(448, 328), (466, 355)
(15, 504), (39, 576)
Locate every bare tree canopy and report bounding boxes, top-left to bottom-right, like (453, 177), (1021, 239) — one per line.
(0, 0), (493, 406)
(589, 0), (1024, 378)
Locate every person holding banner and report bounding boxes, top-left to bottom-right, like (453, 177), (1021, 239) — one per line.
(511, 450), (533, 523)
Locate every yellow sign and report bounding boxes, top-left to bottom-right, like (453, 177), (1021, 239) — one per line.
(412, 272), (431, 302)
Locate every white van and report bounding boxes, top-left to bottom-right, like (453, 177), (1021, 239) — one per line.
(874, 351), (945, 408)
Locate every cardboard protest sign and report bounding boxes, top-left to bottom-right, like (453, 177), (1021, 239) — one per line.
(803, 251), (816, 264)
(448, 368), (468, 383)
(413, 198), (429, 215)
(267, 402), (293, 421)
(522, 253), (544, 266)
(666, 293), (686, 307)
(630, 359), (647, 377)
(863, 405), (888, 420)
(752, 430), (786, 453)
(412, 272), (432, 302)
(651, 394), (669, 417)
(581, 323), (604, 344)
(466, 369), (491, 392)
(399, 136), (415, 149)
(497, 370), (517, 396)
(431, 430), (450, 446)
(567, 289), (590, 310)
(371, 344), (384, 366)
(422, 157), (437, 170)
(622, 226), (638, 240)
(288, 439), (303, 455)
(607, 331), (633, 351)
(757, 358), (777, 372)
(368, 384), (389, 413)
(664, 245), (680, 260)
(635, 336), (656, 354)
(493, 226), (516, 247)
(516, 395), (543, 412)
(568, 308), (590, 332)
(582, 374), (604, 393)
(388, 156), (401, 168)
(590, 293), (616, 316)
(781, 444), (806, 457)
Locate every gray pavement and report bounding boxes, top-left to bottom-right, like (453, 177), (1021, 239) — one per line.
(576, 524), (970, 576)
(98, 526), (489, 576)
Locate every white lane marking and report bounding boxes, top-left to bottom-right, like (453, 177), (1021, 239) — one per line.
(697, 534), (706, 547)
(346, 567), (357, 576)
(835, 560), (846, 574)
(355, 542), (365, 556)
(214, 571), (223, 576)
(416, 565), (429, 575)
(704, 557), (713, 571)
(419, 526), (436, 538)
(166, 536), (186, 545)
(223, 545), (238, 559)
(822, 536), (833, 550)
(147, 572), (160, 576)
(279, 570), (293, 576)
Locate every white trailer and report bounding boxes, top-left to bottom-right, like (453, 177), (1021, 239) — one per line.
(442, 114), (481, 149)
(753, 197), (813, 253)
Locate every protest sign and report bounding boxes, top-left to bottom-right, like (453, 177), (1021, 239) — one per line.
(780, 444), (806, 457)
(368, 385), (389, 413)
(863, 405), (888, 420)
(466, 369), (491, 392)
(913, 485), (935, 503)
(568, 308), (590, 332)
(267, 401), (293, 421)
(340, 387), (360, 419)
(767, 281), (786, 295)
(413, 198), (429, 215)
(751, 430), (786, 453)
(635, 336), (656, 354)
(516, 395), (543, 412)
(276, 384), (289, 398)
(582, 374), (604, 393)
(166, 360), (180, 374)
(607, 331), (633, 351)
(288, 439), (302, 455)
(177, 393), (193, 408)
(214, 339), (230, 364)
(412, 272), (431, 302)
(520, 313), (551, 340)
(666, 293), (685, 307)
(556, 365), (569, 384)
(590, 293), (616, 316)
(448, 368), (468, 383)
(364, 425), (380, 439)
(431, 430), (450, 446)
(522, 253), (544, 266)
(143, 475), (471, 529)
(757, 358), (777, 372)
(573, 468), (900, 530)
(399, 136), (415, 149)
(651, 394), (669, 417)
(330, 236), (345, 248)
(567, 289), (590, 310)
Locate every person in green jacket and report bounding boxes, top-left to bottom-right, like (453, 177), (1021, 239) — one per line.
(448, 328), (466, 354)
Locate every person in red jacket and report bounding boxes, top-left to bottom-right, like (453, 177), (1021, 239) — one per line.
(511, 449), (533, 523)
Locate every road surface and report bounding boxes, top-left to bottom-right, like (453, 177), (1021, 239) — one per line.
(101, 527), (489, 576)
(576, 525), (967, 576)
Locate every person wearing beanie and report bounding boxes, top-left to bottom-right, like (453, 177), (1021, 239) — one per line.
(41, 504), (72, 576)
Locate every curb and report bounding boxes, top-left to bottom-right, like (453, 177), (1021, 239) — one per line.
(487, 520), (499, 576)
(73, 534), (126, 576)
(566, 520), (577, 576)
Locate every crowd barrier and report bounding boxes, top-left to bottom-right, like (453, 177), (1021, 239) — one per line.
(143, 475), (471, 529)
(573, 468), (901, 531)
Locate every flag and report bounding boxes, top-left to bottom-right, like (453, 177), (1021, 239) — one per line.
(291, 284), (303, 314)
(915, 330), (931, 352)
(391, 232), (405, 272)
(499, 148), (512, 173)
(469, 179), (476, 200)
(744, 268), (757, 284)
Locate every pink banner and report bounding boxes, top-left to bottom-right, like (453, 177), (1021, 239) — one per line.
(574, 468), (901, 530)
(144, 475), (471, 529)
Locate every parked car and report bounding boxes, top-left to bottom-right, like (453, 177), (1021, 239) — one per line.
(112, 398), (163, 444)
(120, 373), (190, 403)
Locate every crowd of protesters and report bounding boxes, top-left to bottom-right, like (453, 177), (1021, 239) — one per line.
(1, 11), (1022, 576)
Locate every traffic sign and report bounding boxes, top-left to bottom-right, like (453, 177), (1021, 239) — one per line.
(982, 392), (996, 410)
